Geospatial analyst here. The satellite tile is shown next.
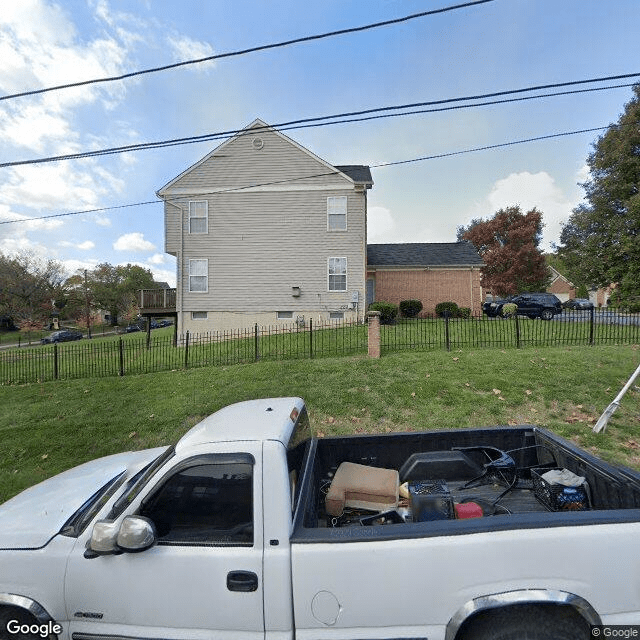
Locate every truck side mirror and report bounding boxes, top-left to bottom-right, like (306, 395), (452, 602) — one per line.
(116, 516), (157, 553)
(88, 520), (120, 556)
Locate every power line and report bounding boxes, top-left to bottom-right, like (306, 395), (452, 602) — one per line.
(0, 0), (495, 103)
(371, 125), (612, 168)
(0, 72), (637, 169)
(0, 201), (160, 225)
(0, 121), (624, 226)
(279, 82), (637, 133)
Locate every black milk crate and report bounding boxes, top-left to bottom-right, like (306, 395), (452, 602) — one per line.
(531, 468), (591, 511)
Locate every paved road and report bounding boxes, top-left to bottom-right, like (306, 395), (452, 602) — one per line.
(556, 311), (640, 326)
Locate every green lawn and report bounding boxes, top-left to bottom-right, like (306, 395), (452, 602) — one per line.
(1, 344), (639, 503)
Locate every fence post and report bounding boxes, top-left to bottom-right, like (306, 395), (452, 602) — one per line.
(589, 307), (595, 345)
(515, 314), (521, 349)
(53, 343), (59, 380)
(367, 311), (381, 358)
(309, 317), (313, 359)
(254, 324), (259, 362)
(118, 338), (124, 376)
(444, 312), (451, 352)
(184, 331), (190, 369)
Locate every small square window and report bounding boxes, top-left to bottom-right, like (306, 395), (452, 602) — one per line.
(277, 311), (293, 319)
(192, 312), (208, 320)
(329, 311), (344, 320)
(327, 196), (347, 231)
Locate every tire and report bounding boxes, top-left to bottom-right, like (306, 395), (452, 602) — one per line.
(540, 308), (554, 321)
(459, 604), (590, 640)
(0, 606), (58, 640)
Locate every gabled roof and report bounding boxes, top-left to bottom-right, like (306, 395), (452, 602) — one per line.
(157, 119), (372, 195)
(548, 265), (575, 287)
(367, 242), (484, 267)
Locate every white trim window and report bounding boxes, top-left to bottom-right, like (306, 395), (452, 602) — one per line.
(328, 257), (347, 292)
(189, 200), (208, 234)
(192, 311), (208, 320)
(189, 259), (208, 292)
(277, 311), (293, 319)
(327, 196), (347, 231)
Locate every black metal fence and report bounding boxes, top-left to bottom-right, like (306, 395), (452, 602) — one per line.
(0, 319), (367, 385)
(381, 309), (640, 353)
(0, 310), (638, 385)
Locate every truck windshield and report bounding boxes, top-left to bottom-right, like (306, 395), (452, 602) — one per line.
(108, 445), (175, 520)
(60, 472), (127, 537)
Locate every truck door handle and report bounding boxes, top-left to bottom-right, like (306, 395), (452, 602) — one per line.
(227, 571), (258, 592)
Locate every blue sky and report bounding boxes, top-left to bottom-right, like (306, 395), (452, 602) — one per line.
(1, 0), (639, 287)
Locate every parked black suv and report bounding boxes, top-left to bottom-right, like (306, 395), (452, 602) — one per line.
(482, 297), (510, 317)
(483, 293), (562, 320)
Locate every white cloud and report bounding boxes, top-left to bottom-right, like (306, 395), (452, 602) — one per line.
(94, 217), (112, 227)
(471, 171), (583, 251)
(0, 1), (131, 152)
(367, 206), (396, 242)
(576, 164), (590, 188)
(167, 35), (216, 70)
(2, 164), (107, 210)
(59, 258), (100, 278)
(148, 267), (175, 288)
(113, 232), (156, 252)
(148, 253), (167, 265)
(0, 204), (63, 231)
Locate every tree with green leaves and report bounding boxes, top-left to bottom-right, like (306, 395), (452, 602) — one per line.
(558, 85), (640, 304)
(457, 205), (549, 296)
(0, 251), (65, 328)
(78, 263), (156, 325)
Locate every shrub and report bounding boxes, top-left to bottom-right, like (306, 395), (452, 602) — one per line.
(399, 299), (423, 318)
(458, 307), (472, 319)
(627, 302), (640, 313)
(368, 302), (399, 324)
(501, 303), (517, 318)
(435, 301), (459, 318)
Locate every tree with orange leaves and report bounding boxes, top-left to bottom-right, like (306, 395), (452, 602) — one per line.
(457, 206), (549, 297)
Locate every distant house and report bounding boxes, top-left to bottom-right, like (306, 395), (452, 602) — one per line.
(366, 242), (484, 315)
(155, 119), (373, 333)
(546, 266), (613, 306)
(548, 265), (575, 303)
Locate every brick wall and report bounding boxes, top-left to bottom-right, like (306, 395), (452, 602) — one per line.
(369, 268), (482, 315)
(548, 277), (575, 299)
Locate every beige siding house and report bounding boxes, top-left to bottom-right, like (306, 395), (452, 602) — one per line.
(157, 120), (373, 334)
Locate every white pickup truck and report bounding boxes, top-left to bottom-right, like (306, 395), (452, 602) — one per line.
(2, 397), (640, 640)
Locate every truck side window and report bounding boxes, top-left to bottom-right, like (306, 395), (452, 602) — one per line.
(139, 461), (253, 546)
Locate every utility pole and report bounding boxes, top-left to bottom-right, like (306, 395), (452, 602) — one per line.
(84, 269), (92, 339)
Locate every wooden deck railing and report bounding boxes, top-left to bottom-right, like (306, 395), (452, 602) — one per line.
(138, 289), (176, 312)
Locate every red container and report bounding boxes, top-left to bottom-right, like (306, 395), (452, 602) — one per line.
(454, 502), (483, 519)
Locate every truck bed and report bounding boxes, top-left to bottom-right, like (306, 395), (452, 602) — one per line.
(290, 425), (640, 543)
